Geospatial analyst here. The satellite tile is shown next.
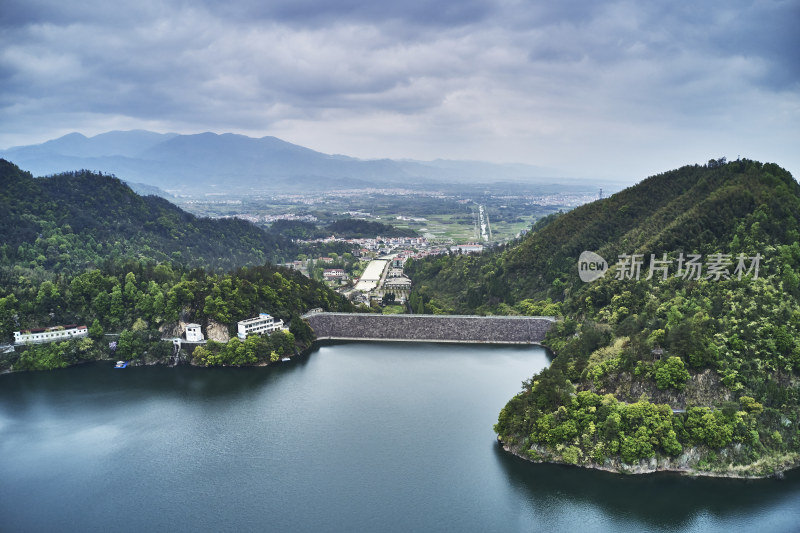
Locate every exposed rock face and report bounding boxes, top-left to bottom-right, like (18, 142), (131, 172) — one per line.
(206, 319), (230, 342)
(590, 368), (731, 409)
(159, 319), (229, 342)
(500, 440), (792, 479)
(159, 321), (182, 338)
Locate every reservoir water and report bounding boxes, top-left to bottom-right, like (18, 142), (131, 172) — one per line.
(1, 342), (800, 532)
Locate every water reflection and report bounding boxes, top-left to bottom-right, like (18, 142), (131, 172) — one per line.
(0, 360), (287, 408)
(3, 344), (797, 533)
(494, 443), (800, 530)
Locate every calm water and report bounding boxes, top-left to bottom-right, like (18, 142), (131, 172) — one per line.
(1, 342), (800, 533)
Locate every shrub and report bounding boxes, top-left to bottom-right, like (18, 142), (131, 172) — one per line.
(655, 356), (690, 390)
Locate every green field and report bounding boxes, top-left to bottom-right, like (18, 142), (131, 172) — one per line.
(177, 192), (559, 245)
(388, 210), (538, 244)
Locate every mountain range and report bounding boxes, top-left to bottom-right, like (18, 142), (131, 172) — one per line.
(0, 130), (571, 194)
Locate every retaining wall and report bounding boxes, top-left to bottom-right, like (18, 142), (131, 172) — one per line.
(304, 313), (555, 344)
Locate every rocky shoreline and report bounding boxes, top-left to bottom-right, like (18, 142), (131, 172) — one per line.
(498, 438), (798, 479)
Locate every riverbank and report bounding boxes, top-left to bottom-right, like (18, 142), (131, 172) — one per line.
(492, 324), (800, 481)
(498, 438), (800, 479)
(2, 313), (555, 373)
(0, 333), (308, 374)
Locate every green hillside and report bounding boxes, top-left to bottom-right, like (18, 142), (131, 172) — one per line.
(325, 218), (419, 238)
(0, 159), (296, 274)
(409, 159), (800, 476)
(0, 160), (355, 371)
(407, 159), (798, 312)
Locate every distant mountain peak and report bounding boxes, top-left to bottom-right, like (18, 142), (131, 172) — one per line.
(56, 132), (88, 140)
(0, 130), (566, 193)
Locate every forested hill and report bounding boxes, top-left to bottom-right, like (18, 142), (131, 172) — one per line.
(409, 159), (800, 477)
(325, 218), (418, 238)
(0, 159), (356, 372)
(502, 158), (799, 299)
(407, 159), (798, 313)
(268, 218), (418, 240)
(0, 159), (296, 273)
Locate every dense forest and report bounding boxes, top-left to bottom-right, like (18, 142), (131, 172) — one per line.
(269, 218), (418, 240)
(325, 218), (418, 238)
(0, 160), (355, 371)
(408, 159), (800, 476)
(0, 160), (297, 275)
(0, 259), (354, 372)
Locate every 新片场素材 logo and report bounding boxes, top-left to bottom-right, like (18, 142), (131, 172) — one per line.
(578, 251), (608, 282)
(577, 251), (761, 283)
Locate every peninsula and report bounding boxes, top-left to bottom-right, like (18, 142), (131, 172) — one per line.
(407, 159), (800, 478)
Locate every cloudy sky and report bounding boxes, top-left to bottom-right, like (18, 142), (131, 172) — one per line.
(1, 0), (798, 181)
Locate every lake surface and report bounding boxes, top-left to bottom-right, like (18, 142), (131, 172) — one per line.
(2, 342), (800, 532)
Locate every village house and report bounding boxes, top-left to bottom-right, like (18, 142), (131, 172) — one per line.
(185, 323), (204, 342)
(323, 268), (347, 281)
(237, 313), (288, 339)
(14, 324), (88, 345)
(450, 243), (484, 254)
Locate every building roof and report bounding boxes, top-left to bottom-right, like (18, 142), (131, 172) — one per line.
(238, 313), (275, 326)
(360, 259), (388, 282)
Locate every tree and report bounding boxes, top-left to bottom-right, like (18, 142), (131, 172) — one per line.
(110, 284), (124, 322)
(192, 345), (213, 366)
(35, 281), (61, 315)
(124, 272), (138, 302)
(0, 294), (19, 342)
(655, 356), (690, 391)
(647, 329), (665, 348)
(686, 407), (733, 448)
(116, 330), (139, 359)
(88, 319), (104, 340)
(152, 291), (166, 321)
(290, 316), (314, 344)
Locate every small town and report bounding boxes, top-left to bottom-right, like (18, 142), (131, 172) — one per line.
(282, 234), (485, 307)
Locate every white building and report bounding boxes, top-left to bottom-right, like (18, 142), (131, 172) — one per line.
(323, 268), (347, 280)
(384, 276), (412, 291)
(237, 313), (287, 340)
(14, 324), (88, 345)
(185, 323), (204, 342)
(353, 259), (389, 292)
(450, 244), (484, 254)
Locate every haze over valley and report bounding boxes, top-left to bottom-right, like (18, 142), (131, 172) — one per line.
(0, 130), (609, 195)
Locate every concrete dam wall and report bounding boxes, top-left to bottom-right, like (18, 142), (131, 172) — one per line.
(304, 313), (556, 345)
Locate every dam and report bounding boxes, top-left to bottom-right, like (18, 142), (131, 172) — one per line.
(303, 312), (555, 345)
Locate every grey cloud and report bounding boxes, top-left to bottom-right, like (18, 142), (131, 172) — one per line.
(0, 0), (494, 31)
(517, 0), (799, 101)
(707, 2), (800, 90)
(209, 0), (497, 28)
(0, 0), (797, 179)
(1, 0), (172, 28)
